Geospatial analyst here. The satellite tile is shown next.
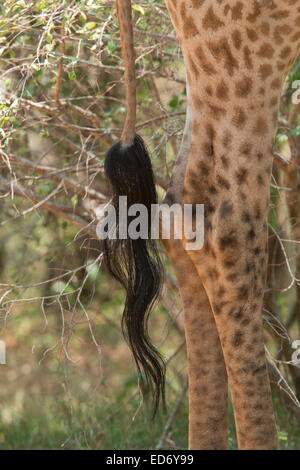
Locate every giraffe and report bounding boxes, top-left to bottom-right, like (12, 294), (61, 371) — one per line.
(103, 0), (300, 450)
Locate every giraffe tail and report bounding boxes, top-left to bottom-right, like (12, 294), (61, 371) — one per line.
(103, 134), (165, 416)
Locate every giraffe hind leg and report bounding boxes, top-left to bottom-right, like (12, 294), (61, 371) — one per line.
(185, 199), (278, 450)
(165, 238), (228, 450)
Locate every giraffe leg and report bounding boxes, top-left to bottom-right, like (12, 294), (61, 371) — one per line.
(165, 239), (228, 450)
(185, 197), (278, 450)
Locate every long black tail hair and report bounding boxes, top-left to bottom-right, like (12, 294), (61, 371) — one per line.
(103, 0), (165, 416)
(102, 0), (165, 416)
(103, 136), (165, 415)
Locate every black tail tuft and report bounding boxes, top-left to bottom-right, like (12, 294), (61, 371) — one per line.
(103, 135), (165, 416)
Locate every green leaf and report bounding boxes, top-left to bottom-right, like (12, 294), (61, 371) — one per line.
(79, 12), (87, 22)
(290, 127), (300, 136)
(132, 4), (145, 15)
(278, 430), (288, 441)
(85, 21), (97, 30)
(68, 70), (76, 80)
(38, 183), (52, 195)
(71, 195), (78, 206)
(168, 95), (179, 109)
(35, 0), (46, 11)
(45, 32), (53, 44)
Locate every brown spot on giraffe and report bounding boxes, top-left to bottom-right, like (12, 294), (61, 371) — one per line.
(232, 106), (247, 128)
(208, 37), (239, 75)
(216, 80), (230, 101)
(259, 63), (273, 80)
(194, 45), (217, 76)
(203, 6), (225, 30)
(231, 1), (243, 21)
(232, 29), (242, 50)
(253, 116), (268, 136)
(235, 76), (253, 97)
(180, 2), (199, 39)
(257, 42), (275, 59)
(243, 46), (253, 69)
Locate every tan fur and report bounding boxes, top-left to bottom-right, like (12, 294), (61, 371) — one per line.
(117, 0), (137, 146)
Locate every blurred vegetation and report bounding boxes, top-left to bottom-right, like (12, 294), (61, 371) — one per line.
(0, 0), (300, 450)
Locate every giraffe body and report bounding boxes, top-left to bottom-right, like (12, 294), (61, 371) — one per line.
(108, 0), (300, 450)
(164, 0), (300, 450)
